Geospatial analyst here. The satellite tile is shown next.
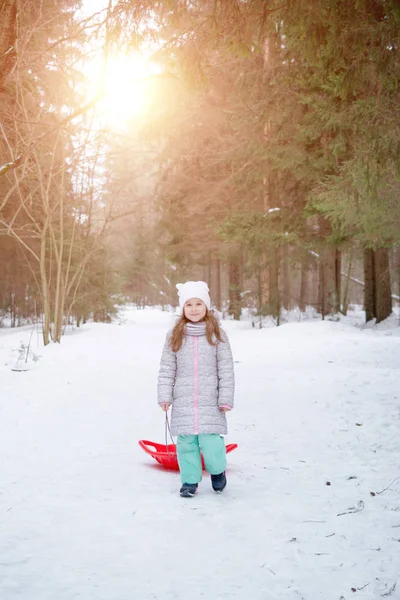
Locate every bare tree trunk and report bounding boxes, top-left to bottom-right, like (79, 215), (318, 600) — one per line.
(257, 265), (263, 326)
(214, 257), (221, 311)
(318, 246), (341, 318)
(281, 245), (290, 310)
(318, 247), (341, 317)
(40, 226), (51, 345)
(262, 261), (269, 310)
(260, 253), (280, 317)
(364, 247), (392, 323)
(335, 249), (342, 312)
(0, 0), (17, 88)
(52, 154), (65, 343)
(364, 248), (375, 321)
(268, 249), (280, 318)
(10, 291), (15, 327)
(228, 259), (241, 320)
(397, 247), (400, 323)
(317, 217), (341, 317)
(375, 248), (392, 322)
(341, 249), (354, 316)
(204, 256), (212, 286)
(299, 254), (309, 312)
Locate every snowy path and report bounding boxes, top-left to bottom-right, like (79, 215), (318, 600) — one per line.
(1, 308), (400, 600)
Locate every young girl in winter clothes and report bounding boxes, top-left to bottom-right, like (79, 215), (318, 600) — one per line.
(158, 281), (235, 497)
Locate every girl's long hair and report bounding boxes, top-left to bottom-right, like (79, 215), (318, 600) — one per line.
(169, 310), (223, 352)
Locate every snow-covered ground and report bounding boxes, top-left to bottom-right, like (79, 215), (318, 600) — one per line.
(1, 307), (399, 600)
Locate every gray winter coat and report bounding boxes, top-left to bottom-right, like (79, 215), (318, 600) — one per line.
(157, 323), (235, 436)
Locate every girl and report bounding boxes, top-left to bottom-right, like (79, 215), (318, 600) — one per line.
(158, 281), (235, 497)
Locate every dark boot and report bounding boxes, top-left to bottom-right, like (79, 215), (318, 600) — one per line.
(179, 483), (198, 497)
(211, 472), (227, 492)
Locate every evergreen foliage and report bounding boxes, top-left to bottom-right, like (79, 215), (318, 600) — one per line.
(1, 0), (399, 334)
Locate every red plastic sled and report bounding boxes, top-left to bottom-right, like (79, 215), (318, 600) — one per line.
(138, 439), (238, 471)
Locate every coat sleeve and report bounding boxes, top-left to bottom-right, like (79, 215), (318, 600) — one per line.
(157, 332), (177, 405)
(216, 330), (235, 408)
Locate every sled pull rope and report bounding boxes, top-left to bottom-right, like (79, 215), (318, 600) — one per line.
(165, 411), (174, 454)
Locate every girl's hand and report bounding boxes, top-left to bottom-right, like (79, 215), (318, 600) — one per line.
(160, 403), (171, 411)
(219, 406), (231, 412)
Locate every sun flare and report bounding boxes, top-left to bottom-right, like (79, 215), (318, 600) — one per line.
(84, 51), (160, 128)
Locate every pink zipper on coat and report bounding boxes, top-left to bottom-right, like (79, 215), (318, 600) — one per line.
(193, 336), (199, 434)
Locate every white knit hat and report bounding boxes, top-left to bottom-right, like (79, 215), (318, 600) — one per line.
(176, 281), (211, 313)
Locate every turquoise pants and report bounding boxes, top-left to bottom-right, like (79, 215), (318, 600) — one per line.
(177, 434), (227, 484)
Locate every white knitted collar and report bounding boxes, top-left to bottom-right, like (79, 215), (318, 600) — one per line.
(185, 322), (206, 336)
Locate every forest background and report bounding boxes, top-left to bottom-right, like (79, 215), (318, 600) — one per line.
(1, 0), (399, 344)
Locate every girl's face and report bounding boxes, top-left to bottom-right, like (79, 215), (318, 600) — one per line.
(184, 298), (207, 322)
